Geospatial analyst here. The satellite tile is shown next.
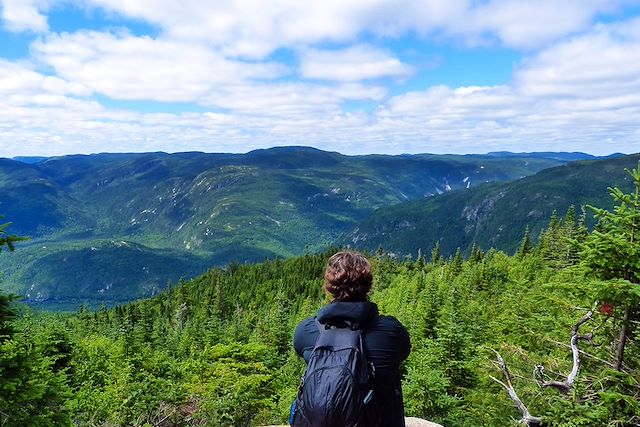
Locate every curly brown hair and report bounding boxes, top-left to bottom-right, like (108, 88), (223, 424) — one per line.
(323, 251), (372, 301)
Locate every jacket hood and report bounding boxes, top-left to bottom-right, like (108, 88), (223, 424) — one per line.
(316, 301), (379, 328)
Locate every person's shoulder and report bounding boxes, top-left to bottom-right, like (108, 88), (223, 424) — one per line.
(295, 316), (317, 334)
(365, 313), (411, 361)
(367, 314), (409, 336)
(293, 316), (320, 358)
(298, 316), (315, 325)
(376, 314), (407, 329)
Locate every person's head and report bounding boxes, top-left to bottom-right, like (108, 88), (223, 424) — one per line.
(324, 251), (372, 302)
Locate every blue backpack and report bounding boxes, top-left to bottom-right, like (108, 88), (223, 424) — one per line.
(291, 321), (380, 427)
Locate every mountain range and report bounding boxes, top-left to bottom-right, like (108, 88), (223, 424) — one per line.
(345, 153), (640, 257)
(0, 147), (629, 308)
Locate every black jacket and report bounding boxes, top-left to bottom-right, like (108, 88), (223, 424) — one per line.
(293, 301), (411, 427)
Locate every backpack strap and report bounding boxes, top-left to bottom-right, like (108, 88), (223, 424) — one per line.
(316, 317), (363, 331)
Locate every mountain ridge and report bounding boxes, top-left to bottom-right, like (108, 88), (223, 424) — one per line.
(344, 153), (640, 257)
(0, 148), (619, 307)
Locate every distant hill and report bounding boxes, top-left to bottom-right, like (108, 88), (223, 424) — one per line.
(486, 151), (598, 161)
(11, 156), (50, 164)
(344, 153), (640, 258)
(0, 147), (604, 307)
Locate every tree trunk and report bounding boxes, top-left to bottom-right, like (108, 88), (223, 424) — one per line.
(614, 307), (631, 371)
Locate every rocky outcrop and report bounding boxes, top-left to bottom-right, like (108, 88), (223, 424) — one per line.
(264, 417), (444, 427)
(405, 417), (445, 427)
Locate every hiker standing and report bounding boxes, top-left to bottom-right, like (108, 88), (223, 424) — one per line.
(292, 251), (411, 427)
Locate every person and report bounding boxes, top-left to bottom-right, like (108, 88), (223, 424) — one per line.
(293, 250), (411, 426)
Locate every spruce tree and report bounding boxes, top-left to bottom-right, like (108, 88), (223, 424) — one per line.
(0, 218), (28, 252)
(580, 161), (640, 371)
(431, 241), (442, 264)
(0, 292), (16, 341)
(435, 284), (475, 395)
(0, 221), (71, 425)
(449, 248), (463, 276)
(469, 242), (484, 263)
(516, 225), (532, 258)
(0, 219), (23, 341)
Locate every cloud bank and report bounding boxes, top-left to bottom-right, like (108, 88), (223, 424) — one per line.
(0, 0), (638, 156)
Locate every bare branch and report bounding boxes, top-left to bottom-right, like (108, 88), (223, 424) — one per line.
(491, 350), (543, 426)
(547, 339), (616, 369)
(535, 310), (595, 393)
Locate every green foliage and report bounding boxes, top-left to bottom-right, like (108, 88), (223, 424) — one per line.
(0, 335), (72, 426)
(183, 343), (277, 426)
(403, 345), (460, 421)
(0, 223), (71, 426)
(578, 161), (640, 376)
(3, 161), (640, 426)
(581, 161), (640, 285)
(516, 226), (533, 258)
(0, 218), (28, 335)
(3, 241), (636, 426)
(0, 218), (29, 252)
(0, 291), (16, 341)
(537, 205), (586, 269)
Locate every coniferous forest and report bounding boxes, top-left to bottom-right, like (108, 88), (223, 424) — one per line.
(1, 164), (639, 427)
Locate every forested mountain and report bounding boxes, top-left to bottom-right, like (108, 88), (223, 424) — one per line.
(346, 153), (640, 257)
(1, 163), (638, 426)
(484, 151), (620, 161)
(0, 148), (579, 306)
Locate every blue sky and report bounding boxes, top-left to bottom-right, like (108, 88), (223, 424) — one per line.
(0, 0), (639, 157)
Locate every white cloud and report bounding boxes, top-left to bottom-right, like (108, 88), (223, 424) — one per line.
(0, 57), (389, 157)
(32, 30), (288, 102)
(465, 0), (618, 49)
(199, 81), (387, 119)
(515, 17), (640, 98)
(81, 0), (381, 57)
(2, 8), (640, 157)
(374, 17), (640, 153)
(300, 45), (413, 81)
(30, 0), (626, 56)
(0, 60), (88, 97)
(0, 0), (48, 32)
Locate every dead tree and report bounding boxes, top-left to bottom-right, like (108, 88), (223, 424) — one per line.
(534, 309), (595, 393)
(490, 350), (542, 426)
(490, 310), (598, 426)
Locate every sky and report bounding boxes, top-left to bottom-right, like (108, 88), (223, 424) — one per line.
(1, 1), (639, 157)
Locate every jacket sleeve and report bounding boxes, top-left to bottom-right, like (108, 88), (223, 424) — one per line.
(363, 315), (411, 371)
(293, 317), (319, 363)
(397, 319), (411, 362)
(383, 315), (411, 363)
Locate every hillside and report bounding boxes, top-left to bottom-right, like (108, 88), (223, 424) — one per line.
(3, 217), (638, 426)
(0, 147), (577, 306)
(345, 153), (640, 257)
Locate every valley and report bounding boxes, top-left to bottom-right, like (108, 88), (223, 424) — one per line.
(0, 147), (626, 307)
